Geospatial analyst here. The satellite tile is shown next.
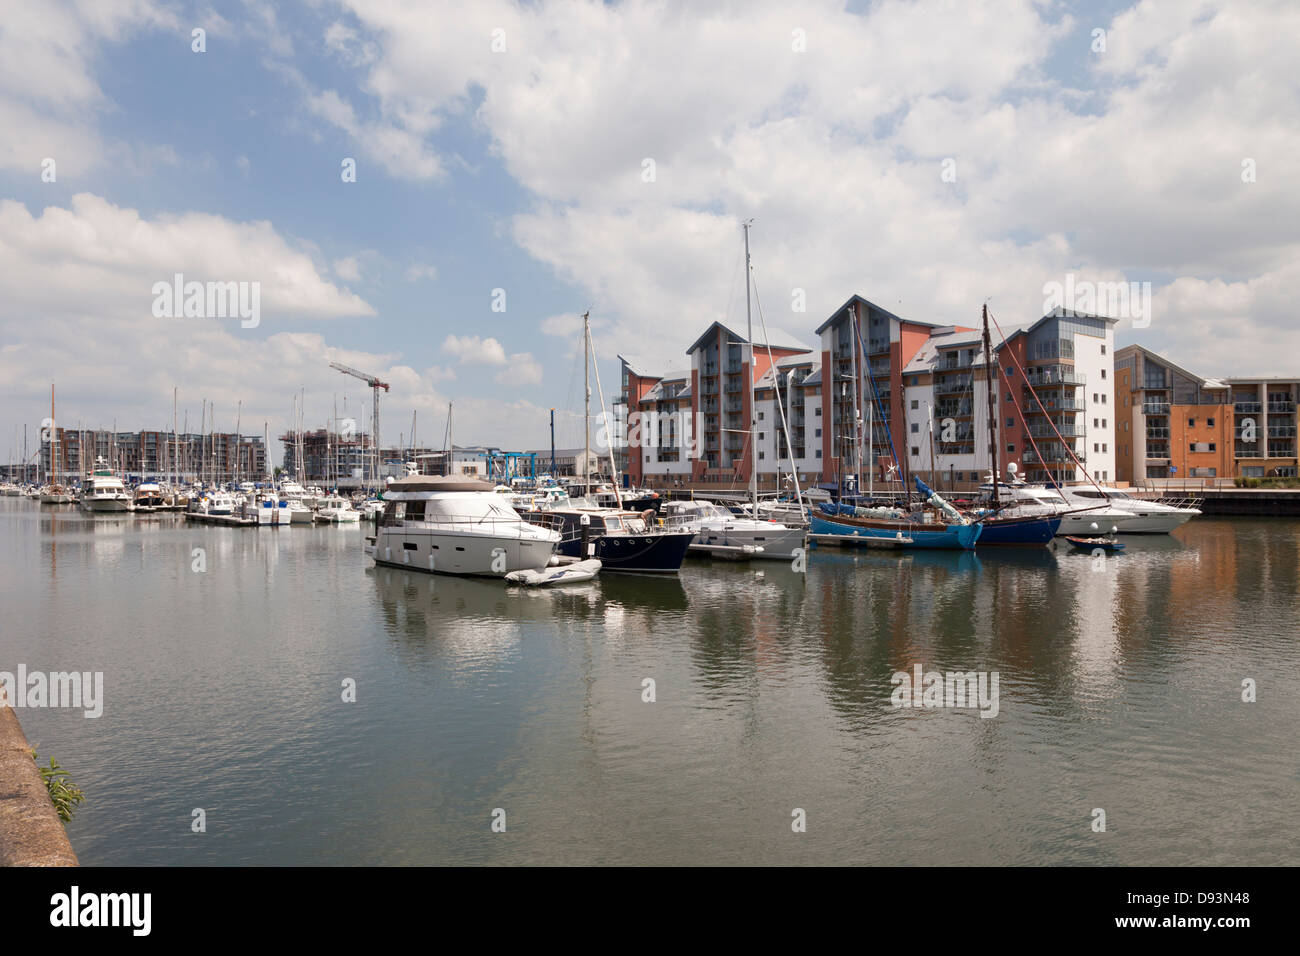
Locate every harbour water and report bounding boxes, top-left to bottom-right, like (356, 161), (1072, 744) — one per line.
(2, 498), (1296, 865)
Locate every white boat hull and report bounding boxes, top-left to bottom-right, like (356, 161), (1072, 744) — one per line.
(692, 524), (807, 560)
(81, 497), (131, 512)
(1056, 509), (1197, 536)
(372, 527), (555, 576)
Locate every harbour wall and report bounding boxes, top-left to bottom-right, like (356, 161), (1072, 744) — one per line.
(0, 695), (79, 866)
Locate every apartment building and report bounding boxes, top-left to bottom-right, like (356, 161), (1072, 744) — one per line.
(1114, 345), (1298, 481)
(41, 428), (266, 481)
(895, 309), (1118, 490)
(615, 302), (1118, 490)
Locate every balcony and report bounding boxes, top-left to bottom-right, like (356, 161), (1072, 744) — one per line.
(1024, 365), (1085, 387)
(1029, 424), (1080, 438)
(868, 362), (891, 379)
(1023, 446), (1075, 464)
(1146, 443), (1170, 460)
(1024, 398), (1084, 413)
(867, 339), (889, 354)
(1268, 444), (1296, 457)
(1234, 447), (1262, 458)
(1145, 427), (1170, 439)
(1268, 401), (1296, 414)
(1234, 401), (1262, 413)
(934, 376), (974, 396)
(1142, 402), (1170, 415)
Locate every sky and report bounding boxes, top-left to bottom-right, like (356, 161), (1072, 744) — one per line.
(1, 0), (1296, 468)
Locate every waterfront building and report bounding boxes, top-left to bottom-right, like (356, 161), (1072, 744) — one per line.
(1114, 345), (1299, 481)
(616, 299), (1117, 491)
(41, 428), (265, 482)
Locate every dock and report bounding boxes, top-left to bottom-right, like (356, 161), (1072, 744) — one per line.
(808, 532), (913, 549)
(183, 511), (259, 527)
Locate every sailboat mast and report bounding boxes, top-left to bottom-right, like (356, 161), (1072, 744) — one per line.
(583, 310), (591, 498)
(849, 304), (863, 495)
(743, 221), (757, 511)
(982, 303), (999, 507)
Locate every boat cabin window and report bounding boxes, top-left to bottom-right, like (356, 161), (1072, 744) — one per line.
(382, 501), (406, 525)
(404, 500), (426, 520)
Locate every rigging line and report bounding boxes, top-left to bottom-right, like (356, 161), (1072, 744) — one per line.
(749, 272), (805, 511)
(584, 325), (623, 509)
(858, 316), (900, 483)
(987, 308), (1106, 495)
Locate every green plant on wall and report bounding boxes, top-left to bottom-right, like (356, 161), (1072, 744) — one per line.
(31, 751), (85, 824)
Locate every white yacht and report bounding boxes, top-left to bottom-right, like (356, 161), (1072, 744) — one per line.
(366, 475), (560, 576)
(80, 458), (131, 512)
(661, 499), (807, 560)
(314, 494), (361, 523)
(39, 484), (75, 504)
(979, 475), (1199, 535)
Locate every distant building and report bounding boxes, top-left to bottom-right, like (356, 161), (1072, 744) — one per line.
(40, 428), (265, 482)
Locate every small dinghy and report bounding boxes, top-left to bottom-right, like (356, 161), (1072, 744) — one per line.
(1065, 535), (1126, 552)
(505, 558), (602, 586)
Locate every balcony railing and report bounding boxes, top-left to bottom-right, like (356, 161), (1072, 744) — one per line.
(1268, 401), (1296, 413)
(934, 376), (974, 395)
(1235, 401), (1262, 413)
(1029, 424), (1080, 438)
(1268, 444), (1296, 457)
(1024, 399), (1084, 413)
(1146, 427), (1170, 439)
(1024, 365), (1085, 387)
(1023, 446), (1076, 464)
(867, 339), (889, 354)
(1234, 447), (1262, 458)
(1142, 402), (1170, 415)
(1146, 443), (1170, 459)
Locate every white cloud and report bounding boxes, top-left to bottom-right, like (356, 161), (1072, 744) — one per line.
(0, 193), (376, 323)
(498, 353), (542, 387)
(405, 263), (438, 282)
(0, 0), (178, 174)
(333, 256), (362, 282)
(441, 334), (507, 365)
(323, 0), (1300, 378)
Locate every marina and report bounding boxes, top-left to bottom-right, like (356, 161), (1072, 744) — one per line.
(2, 495), (1296, 866)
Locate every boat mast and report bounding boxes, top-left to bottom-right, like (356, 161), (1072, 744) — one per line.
(982, 303), (999, 508)
(583, 309), (590, 498)
(743, 221), (758, 513)
(851, 305), (864, 494)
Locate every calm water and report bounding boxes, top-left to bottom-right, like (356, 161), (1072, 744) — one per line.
(1, 498), (1296, 865)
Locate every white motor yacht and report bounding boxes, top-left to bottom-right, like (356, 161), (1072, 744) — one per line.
(978, 475), (1199, 535)
(315, 494), (361, 523)
(79, 458), (131, 512)
(366, 475), (560, 576)
(662, 499), (807, 560)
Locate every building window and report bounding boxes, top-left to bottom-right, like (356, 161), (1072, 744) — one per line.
(758, 452), (765, 460)
(1101, 369), (1106, 379)
(911, 423), (919, 433)
(815, 450), (822, 458)
(911, 400), (919, 410)
(758, 432), (765, 441)
(1207, 417), (1215, 427)
(1209, 443), (1216, 451)
(815, 428), (821, 438)
(1006, 418), (1014, 428)
(1006, 443), (1015, 453)
(1102, 419), (1107, 428)
(1101, 345), (1106, 354)
(1094, 443), (1099, 452)
(1188, 417), (1196, 427)
(815, 407), (821, 417)
(758, 412), (764, 421)
(911, 447), (920, 457)
(1102, 394), (1107, 404)
(1005, 392), (1012, 402)
(1094, 418), (1099, 428)
(1103, 444), (1107, 452)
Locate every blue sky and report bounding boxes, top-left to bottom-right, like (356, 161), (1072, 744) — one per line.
(1, 0), (1296, 465)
